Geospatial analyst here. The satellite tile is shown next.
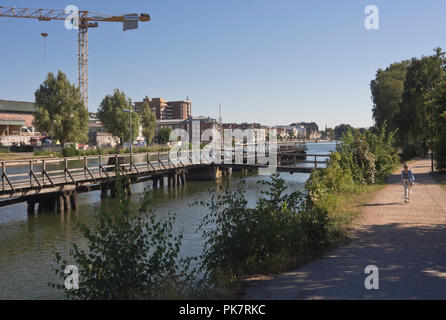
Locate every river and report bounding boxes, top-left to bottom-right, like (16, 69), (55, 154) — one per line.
(0, 142), (336, 299)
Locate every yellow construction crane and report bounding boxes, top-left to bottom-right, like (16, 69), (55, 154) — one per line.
(0, 6), (151, 111)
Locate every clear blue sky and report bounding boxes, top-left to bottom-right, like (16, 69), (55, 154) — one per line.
(1, 0), (446, 129)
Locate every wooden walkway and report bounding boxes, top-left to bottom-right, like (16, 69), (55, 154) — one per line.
(0, 147), (329, 211)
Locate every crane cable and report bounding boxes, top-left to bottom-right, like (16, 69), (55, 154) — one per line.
(41, 32), (48, 62)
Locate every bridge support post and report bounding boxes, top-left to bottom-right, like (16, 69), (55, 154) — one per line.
(126, 178), (132, 195)
(180, 173), (186, 186)
(64, 194), (71, 211)
(153, 177), (158, 189)
(56, 195), (64, 214)
(27, 201), (35, 215)
(100, 184), (107, 199)
(110, 181), (117, 198)
(70, 191), (77, 210)
(159, 176), (164, 187)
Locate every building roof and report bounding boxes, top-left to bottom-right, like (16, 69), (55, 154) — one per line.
(0, 99), (36, 113)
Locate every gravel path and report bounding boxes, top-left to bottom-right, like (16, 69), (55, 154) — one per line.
(244, 159), (446, 299)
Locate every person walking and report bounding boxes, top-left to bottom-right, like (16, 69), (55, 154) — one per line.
(401, 163), (415, 204)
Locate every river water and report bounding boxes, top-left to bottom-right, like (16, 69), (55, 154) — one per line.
(0, 142), (335, 299)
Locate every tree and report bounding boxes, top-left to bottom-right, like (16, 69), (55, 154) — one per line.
(139, 101), (157, 145)
(33, 71), (89, 145)
(157, 127), (172, 145)
(432, 78), (446, 170)
(97, 89), (140, 147)
(333, 124), (354, 140)
(399, 48), (445, 158)
(370, 61), (409, 143)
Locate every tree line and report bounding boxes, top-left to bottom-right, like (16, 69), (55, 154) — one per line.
(370, 47), (446, 169)
(33, 70), (172, 148)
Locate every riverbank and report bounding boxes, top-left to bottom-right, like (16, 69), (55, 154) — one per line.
(244, 159), (446, 299)
(232, 176), (388, 297)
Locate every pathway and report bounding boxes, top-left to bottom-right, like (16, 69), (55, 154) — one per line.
(245, 159), (446, 299)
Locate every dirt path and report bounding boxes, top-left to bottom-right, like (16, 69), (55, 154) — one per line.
(244, 159), (446, 299)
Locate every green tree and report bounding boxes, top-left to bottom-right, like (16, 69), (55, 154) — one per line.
(157, 127), (172, 145)
(370, 61), (409, 143)
(333, 124), (354, 140)
(97, 89), (140, 147)
(432, 78), (446, 170)
(399, 48), (446, 158)
(139, 101), (157, 145)
(33, 71), (89, 145)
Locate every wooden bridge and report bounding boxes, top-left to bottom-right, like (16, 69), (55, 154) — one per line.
(0, 144), (329, 214)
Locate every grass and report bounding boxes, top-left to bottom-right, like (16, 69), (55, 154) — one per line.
(327, 176), (388, 244)
(0, 152), (55, 160)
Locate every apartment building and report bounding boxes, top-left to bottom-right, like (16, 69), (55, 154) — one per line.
(134, 96), (191, 120)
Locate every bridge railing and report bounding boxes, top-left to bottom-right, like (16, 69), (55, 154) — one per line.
(0, 151), (203, 193)
(0, 147), (330, 193)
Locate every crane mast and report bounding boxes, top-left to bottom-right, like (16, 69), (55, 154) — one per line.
(0, 6), (151, 111)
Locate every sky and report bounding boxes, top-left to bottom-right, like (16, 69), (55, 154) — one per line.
(1, 0), (446, 129)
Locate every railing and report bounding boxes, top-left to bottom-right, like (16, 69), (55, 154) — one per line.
(0, 151), (206, 194)
(0, 145), (327, 195)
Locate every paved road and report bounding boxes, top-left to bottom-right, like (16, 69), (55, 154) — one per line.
(244, 159), (446, 299)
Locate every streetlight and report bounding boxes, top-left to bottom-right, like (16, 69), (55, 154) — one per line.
(122, 109), (133, 154)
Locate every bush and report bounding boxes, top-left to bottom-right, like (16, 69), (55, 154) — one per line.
(336, 131), (376, 185)
(62, 145), (80, 157)
(366, 124), (400, 177)
(305, 152), (356, 211)
(197, 173), (331, 285)
(50, 178), (197, 299)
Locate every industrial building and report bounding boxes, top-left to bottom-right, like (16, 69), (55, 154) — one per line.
(0, 99), (36, 135)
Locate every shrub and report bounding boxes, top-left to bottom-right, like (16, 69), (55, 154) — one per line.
(50, 178), (197, 299)
(336, 131), (376, 185)
(62, 144), (80, 157)
(366, 123), (400, 177)
(197, 173), (331, 285)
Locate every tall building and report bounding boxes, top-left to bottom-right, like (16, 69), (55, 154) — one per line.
(134, 96), (191, 120)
